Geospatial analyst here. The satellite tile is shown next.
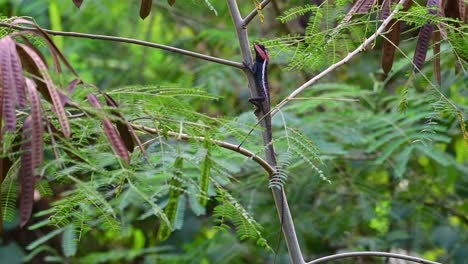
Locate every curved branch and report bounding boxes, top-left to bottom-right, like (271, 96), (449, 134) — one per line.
(65, 101), (273, 175)
(244, 0), (273, 26)
(271, 0), (408, 116)
(0, 22), (244, 69)
(306, 251), (441, 264)
(131, 124), (274, 175)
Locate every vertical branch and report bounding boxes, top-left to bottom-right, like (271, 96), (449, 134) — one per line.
(226, 1), (305, 263)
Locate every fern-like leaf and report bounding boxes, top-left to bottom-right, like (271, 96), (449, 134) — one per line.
(1, 171), (18, 222)
(213, 187), (270, 249)
(199, 139), (211, 206)
(278, 4), (317, 23)
(157, 157), (184, 241)
(62, 224), (77, 257)
(269, 150), (293, 190)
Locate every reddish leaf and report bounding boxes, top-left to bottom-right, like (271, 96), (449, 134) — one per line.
(355, 0), (376, 13)
(60, 78), (81, 107)
(342, 0), (376, 23)
(19, 116), (35, 227)
(380, 0), (391, 20)
(0, 58), (3, 232)
(102, 93), (147, 159)
(140, 0), (153, 19)
(413, 0), (439, 72)
(25, 78), (44, 172)
(428, 0), (440, 15)
(403, 0), (413, 10)
(18, 81), (44, 228)
(381, 21), (401, 74)
(16, 43), (52, 102)
(17, 43), (71, 138)
(460, 0), (467, 23)
(73, 0), (83, 8)
(168, 0), (176, 6)
(102, 93), (135, 153)
(0, 37), (18, 132)
(436, 0), (448, 39)
(9, 40), (27, 108)
(413, 24), (435, 72)
(445, 0), (460, 19)
(87, 94), (130, 165)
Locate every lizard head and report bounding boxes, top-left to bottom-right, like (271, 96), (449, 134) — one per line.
(254, 43), (269, 62)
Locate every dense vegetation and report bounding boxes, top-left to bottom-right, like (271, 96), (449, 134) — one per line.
(0, 0), (467, 263)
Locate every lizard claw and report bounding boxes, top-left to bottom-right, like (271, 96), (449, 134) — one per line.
(249, 97), (265, 116)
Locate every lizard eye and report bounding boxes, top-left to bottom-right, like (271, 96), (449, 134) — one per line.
(254, 44), (270, 61)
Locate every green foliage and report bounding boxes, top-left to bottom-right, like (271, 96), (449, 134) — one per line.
(447, 27), (468, 62)
(269, 150), (292, 189)
(278, 4), (318, 23)
(61, 224), (78, 257)
(1, 1), (466, 263)
(213, 187), (270, 250)
(157, 157), (185, 241)
(199, 138), (212, 206)
(1, 171), (18, 222)
(395, 5), (439, 28)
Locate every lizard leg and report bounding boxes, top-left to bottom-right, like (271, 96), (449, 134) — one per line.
(249, 97), (265, 116)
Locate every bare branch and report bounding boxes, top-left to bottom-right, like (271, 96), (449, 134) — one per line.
(0, 22), (244, 69)
(271, 0), (408, 116)
(306, 251), (442, 264)
(244, 0), (274, 26)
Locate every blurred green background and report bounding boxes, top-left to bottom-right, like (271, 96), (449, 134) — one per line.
(1, 0), (467, 263)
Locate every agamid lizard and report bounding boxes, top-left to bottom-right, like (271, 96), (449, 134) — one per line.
(248, 43), (277, 167)
(249, 44), (284, 261)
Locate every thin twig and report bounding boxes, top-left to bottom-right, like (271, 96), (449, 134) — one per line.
(244, 0), (274, 26)
(271, 0), (408, 116)
(0, 22), (244, 69)
(306, 251), (441, 264)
